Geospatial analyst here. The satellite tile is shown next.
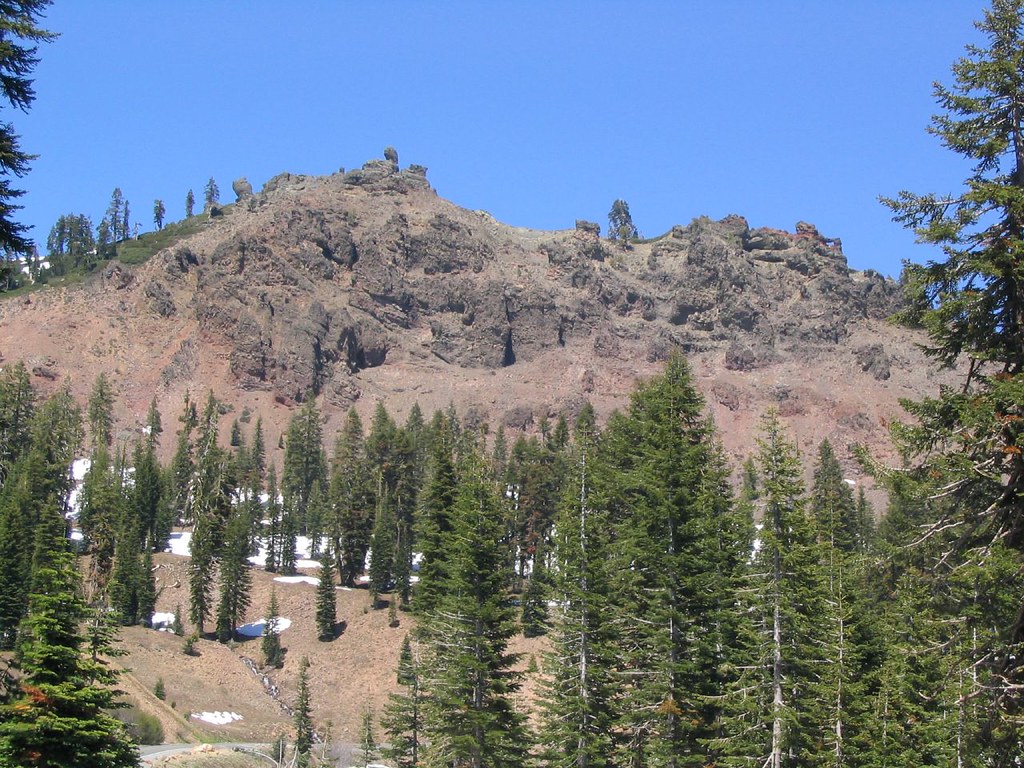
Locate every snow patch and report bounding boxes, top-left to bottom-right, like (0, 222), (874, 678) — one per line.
(236, 617), (292, 638)
(151, 611), (175, 631)
(273, 575), (320, 586)
(191, 711), (243, 725)
(166, 531), (192, 557)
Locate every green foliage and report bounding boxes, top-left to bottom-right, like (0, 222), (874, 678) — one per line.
(328, 409), (374, 587)
(115, 703), (164, 745)
(293, 657), (314, 767)
(114, 212), (207, 265)
(185, 188), (194, 218)
(358, 708), (377, 768)
(204, 177), (220, 207)
(0, 1), (55, 262)
(153, 678), (165, 700)
(152, 199), (165, 230)
(879, 0), (1024, 755)
(315, 556), (337, 640)
(417, 454), (530, 768)
(607, 198), (639, 246)
(381, 636), (422, 768)
(0, 511), (140, 767)
(261, 590), (284, 668)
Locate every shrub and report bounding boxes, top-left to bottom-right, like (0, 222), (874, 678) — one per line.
(154, 678), (166, 700)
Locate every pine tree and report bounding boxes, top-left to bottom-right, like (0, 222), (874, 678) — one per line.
(0, 361), (35, 488)
(104, 187), (125, 243)
(282, 397), (327, 535)
(721, 412), (827, 768)
(596, 355), (747, 766)
(204, 177), (219, 207)
(315, 556), (337, 640)
(879, 1), (1024, 753)
(264, 464), (282, 573)
(0, 510), (140, 767)
(0, 1), (55, 260)
(185, 188), (194, 218)
(294, 656), (314, 768)
(358, 708), (378, 768)
(261, 589), (285, 668)
(329, 408), (373, 587)
(535, 421), (617, 767)
(607, 198), (639, 246)
(215, 507), (252, 642)
(382, 636), (422, 768)
(413, 433), (457, 615)
(368, 492), (396, 608)
(152, 199), (165, 230)
(418, 454), (529, 768)
(86, 372), (115, 451)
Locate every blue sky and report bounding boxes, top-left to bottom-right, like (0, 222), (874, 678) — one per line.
(15, 1), (987, 277)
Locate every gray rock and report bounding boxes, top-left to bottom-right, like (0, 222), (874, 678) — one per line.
(232, 177), (254, 201)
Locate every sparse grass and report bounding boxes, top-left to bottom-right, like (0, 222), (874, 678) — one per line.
(116, 214), (210, 264)
(148, 751), (269, 768)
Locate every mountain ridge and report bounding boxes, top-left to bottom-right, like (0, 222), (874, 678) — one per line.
(0, 153), (951, 486)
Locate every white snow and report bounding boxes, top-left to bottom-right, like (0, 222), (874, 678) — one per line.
(247, 535), (328, 570)
(166, 531), (192, 557)
(150, 612), (177, 632)
(71, 458), (91, 482)
(236, 617), (292, 638)
(273, 575), (320, 586)
(191, 711), (243, 725)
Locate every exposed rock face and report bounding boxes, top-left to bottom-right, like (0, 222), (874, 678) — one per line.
(144, 169), (903, 408)
(232, 177), (254, 201)
(0, 153), (951, 483)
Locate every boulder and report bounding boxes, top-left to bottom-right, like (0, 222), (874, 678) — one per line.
(232, 177), (254, 201)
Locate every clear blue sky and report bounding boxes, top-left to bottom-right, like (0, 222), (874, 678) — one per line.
(15, 1), (987, 277)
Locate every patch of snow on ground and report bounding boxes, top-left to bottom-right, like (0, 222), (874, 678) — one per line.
(72, 458), (90, 482)
(236, 617), (292, 637)
(166, 531), (192, 556)
(273, 575), (319, 586)
(151, 612), (175, 631)
(191, 711), (243, 725)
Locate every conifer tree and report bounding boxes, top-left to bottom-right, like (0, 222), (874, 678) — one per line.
(368, 492), (396, 608)
(153, 199), (165, 230)
(86, 372), (115, 451)
(381, 635), (422, 768)
(0, 0), (56, 260)
(412, 433), (457, 616)
(261, 589), (285, 668)
(329, 408), (373, 586)
(536, 420), (617, 767)
(722, 412), (827, 768)
(264, 464), (282, 573)
(596, 356), (747, 765)
(282, 397), (327, 535)
(418, 454), (529, 768)
(108, 518), (143, 625)
(185, 188), (194, 218)
(294, 656), (314, 768)
(216, 507), (252, 642)
(204, 177), (219, 207)
(878, 2), (1024, 752)
(0, 361), (35, 489)
(315, 555), (337, 640)
(0, 510), (140, 767)
(358, 708), (378, 768)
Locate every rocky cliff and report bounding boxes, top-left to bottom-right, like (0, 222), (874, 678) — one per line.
(0, 152), (951, 487)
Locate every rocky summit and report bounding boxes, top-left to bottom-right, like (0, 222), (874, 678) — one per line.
(0, 152), (953, 485)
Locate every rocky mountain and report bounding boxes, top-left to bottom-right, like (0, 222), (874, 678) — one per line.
(0, 151), (953, 488)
